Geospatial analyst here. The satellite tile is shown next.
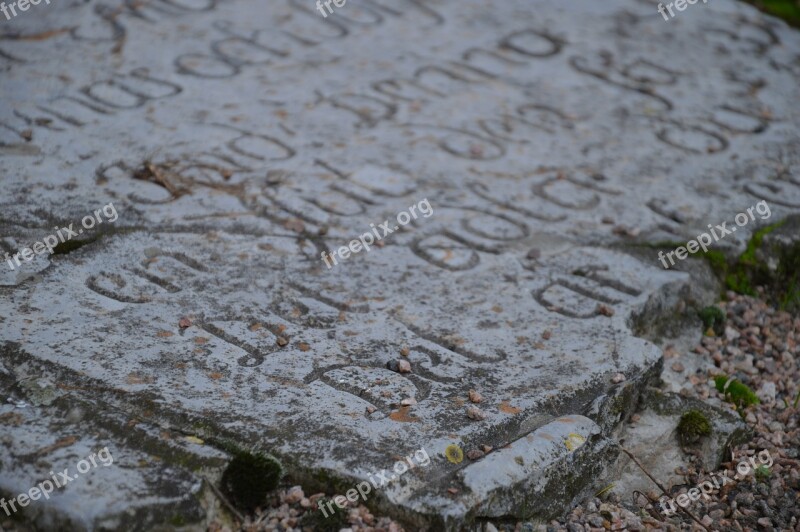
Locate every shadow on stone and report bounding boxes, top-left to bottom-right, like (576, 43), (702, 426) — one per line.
(220, 451), (283, 512)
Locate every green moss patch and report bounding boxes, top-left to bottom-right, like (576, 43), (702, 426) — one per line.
(714, 375), (760, 409)
(698, 305), (725, 335)
(701, 221), (781, 296)
(677, 409), (712, 446)
(637, 220), (798, 313)
(775, 240), (800, 312)
(755, 464), (772, 482)
(168, 514), (187, 526)
(220, 451), (282, 511)
(699, 220), (800, 313)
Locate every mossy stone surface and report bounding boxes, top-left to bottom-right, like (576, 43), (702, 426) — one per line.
(677, 409), (712, 446)
(700, 218), (800, 313)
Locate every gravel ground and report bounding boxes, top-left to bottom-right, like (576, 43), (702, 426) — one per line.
(550, 290), (800, 532)
(217, 290), (799, 532)
(214, 489), (405, 532)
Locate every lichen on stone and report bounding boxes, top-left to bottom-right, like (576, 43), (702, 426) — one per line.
(445, 444), (464, 464)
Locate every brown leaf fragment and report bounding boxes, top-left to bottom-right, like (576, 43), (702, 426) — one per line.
(35, 436), (77, 456)
(389, 406), (419, 423)
(499, 400), (521, 415)
(596, 304), (615, 317)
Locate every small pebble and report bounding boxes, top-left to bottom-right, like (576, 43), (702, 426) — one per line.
(468, 389), (483, 403)
(758, 382), (776, 403)
(386, 359), (412, 373)
(725, 326), (741, 341)
(466, 449), (485, 460)
(284, 486), (304, 504)
(466, 406), (486, 420)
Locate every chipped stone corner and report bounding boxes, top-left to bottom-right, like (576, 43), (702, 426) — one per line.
(604, 387), (751, 504)
(375, 416), (619, 531)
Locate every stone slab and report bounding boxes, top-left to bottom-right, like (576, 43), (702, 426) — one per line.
(0, 0), (799, 528)
(0, 349), (229, 531)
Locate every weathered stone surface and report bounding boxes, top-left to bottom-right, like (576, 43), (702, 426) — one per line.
(0, 0), (799, 528)
(0, 347), (229, 531)
(607, 388), (751, 502)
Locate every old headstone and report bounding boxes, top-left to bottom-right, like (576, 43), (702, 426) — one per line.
(1, 0), (798, 528)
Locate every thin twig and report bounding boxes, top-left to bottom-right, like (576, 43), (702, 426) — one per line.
(632, 489), (665, 522)
(619, 446), (710, 532)
(202, 475), (245, 524)
(255, 507), (271, 525)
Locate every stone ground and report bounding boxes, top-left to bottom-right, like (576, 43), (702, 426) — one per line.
(0, 0), (799, 530)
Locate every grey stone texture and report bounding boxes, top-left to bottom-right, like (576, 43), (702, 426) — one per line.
(607, 388), (751, 503)
(0, 0), (799, 529)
